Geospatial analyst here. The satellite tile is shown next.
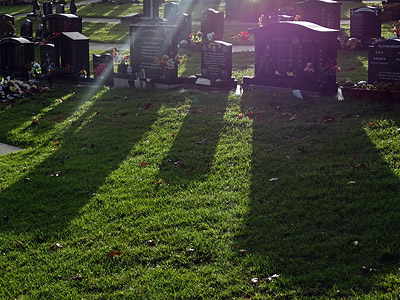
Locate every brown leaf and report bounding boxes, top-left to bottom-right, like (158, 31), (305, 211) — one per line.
(69, 275), (83, 281)
(145, 240), (156, 246)
(239, 249), (248, 255)
(48, 243), (62, 250)
(24, 178), (31, 182)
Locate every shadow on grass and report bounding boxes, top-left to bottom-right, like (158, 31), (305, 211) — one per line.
(238, 91), (400, 297)
(158, 92), (228, 186)
(0, 87), (161, 238)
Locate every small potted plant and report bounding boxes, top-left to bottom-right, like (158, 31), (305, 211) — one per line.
(153, 54), (181, 78)
(341, 80), (392, 100)
(113, 46), (130, 74)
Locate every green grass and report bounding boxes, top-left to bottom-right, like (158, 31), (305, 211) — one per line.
(1, 72), (400, 299)
(77, 2), (144, 18)
(83, 21), (130, 44)
(0, 3), (31, 15)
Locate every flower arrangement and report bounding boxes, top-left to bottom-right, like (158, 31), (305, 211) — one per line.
(231, 31), (250, 45)
(0, 76), (49, 103)
(93, 64), (105, 78)
(189, 31), (203, 45)
(153, 54), (181, 70)
(258, 14), (264, 27)
(393, 21), (400, 38)
(79, 68), (87, 78)
(113, 46), (130, 65)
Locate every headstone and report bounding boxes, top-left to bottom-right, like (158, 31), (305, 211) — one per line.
(56, 4), (65, 14)
(20, 19), (33, 39)
(35, 24), (44, 40)
(143, 0), (160, 19)
(0, 15), (14, 40)
(201, 9), (224, 42)
(297, 0), (341, 30)
(0, 37), (34, 77)
(225, 0), (276, 21)
(130, 24), (178, 78)
(70, 0), (77, 15)
(53, 32), (90, 77)
(176, 13), (192, 42)
(43, 1), (53, 16)
(92, 53), (113, 78)
(40, 43), (55, 73)
(164, 2), (179, 20)
(350, 7), (381, 41)
(41, 14), (82, 40)
(197, 40), (236, 87)
(368, 39), (400, 84)
(32, 0), (41, 15)
(243, 21), (339, 95)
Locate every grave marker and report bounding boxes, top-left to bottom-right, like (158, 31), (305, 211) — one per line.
(20, 19), (33, 39)
(143, 0), (160, 19)
(297, 0), (341, 30)
(40, 43), (55, 73)
(368, 39), (400, 84)
(350, 6), (381, 40)
(244, 21), (339, 94)
(0, 37), (34, 77)
(201, 9), (224, 42)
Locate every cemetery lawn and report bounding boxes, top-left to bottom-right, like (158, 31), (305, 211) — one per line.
(1, 81), (400, 299)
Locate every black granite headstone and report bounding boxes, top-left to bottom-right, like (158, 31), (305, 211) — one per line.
(176, 13), (192, 42)
(56, 4), (65, 14)
(244, 21), (339, 94)
(42, 14), (82, 40)
(40, 43), (55, 72)
(35, 24), (44, 40)
(130, 24), (178, 78)
(0, 15), (14, 40)
(164, 2), (179, 20)
(43, 2), (53, 16)
(201, 9), (224, 42)
(0, 37), (34, 77)
(92, 53), (113, 78)
(20, 19), (33, 39)
(297, 0), (341, 30)
(368, 39), (400, 84)
(32, 0), (41, 14)
(143, 0), (160, 19)
(200, 41), (232, 79)
(53, 32), (90, 77)
(350, 7), (381, 40)
(70, 0), (77, 15)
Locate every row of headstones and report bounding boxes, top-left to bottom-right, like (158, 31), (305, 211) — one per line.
(0, 13), (82, 41)
(29, 0), (77, 17)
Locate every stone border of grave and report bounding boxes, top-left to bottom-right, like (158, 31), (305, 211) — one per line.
(0, 143), (24, 155)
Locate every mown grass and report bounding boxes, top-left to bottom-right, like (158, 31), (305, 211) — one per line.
(1, 67), (400, 298)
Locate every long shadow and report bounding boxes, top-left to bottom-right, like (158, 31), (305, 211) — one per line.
(158, 92), (228, 188)
(238, 91), (400, 296)
(0, 87), (161, 238)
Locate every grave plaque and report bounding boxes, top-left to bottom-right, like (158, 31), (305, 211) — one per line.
(0, 37), (34, 76)
(143, 0), (160, 19)
(201, 9), (224, 42)
(130, 24), (178, 78)
(350, 7), (381, 40)
(43, 1), (53, 16)
(244, 21), (339, 94)
(297, 0), (341, 30)
(54, 32), (90, 77)
(368, 39), (400, 84)
(40, 43), (55, 72)
(20, 19), (33, 39)
(200, 41), (232, 79)
(164, 2), (179, 20)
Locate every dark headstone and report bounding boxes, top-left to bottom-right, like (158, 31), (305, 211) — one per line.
(43, 1), (53, 16)
(92, 53), (113, 78)
(130, 24), (178, 78)
(42, 14), (82, 40)
(40, 43), (55, 73)
(56, 4), (65, 14)
(35, 24), (44, 40)
(53, 32), (90, 77)
(244, 21), (339, 94)
(226, 0), (277, 21)
(20, 19), (33, 39)
(0, 37), (34, 77)
(143, 0), (160, 19)
(70, 0), (77, 15)
(176, 13), (192, 42)
(200, 40), (232, 79)
(350, 7), (381, 40)
(368, 39), (400, 84)
(0, 15), (14, 40)
(32, 0), (41, 14)
(164, 2), (179, 20)
(297, 0), (341, 30)
(201, 9), (224, 42)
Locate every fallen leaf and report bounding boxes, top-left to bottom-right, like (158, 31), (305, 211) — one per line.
(172, 132), (176, 137)
(69, 275), (83, 281)
(21, 169), (27, 173)
(51, 171), (61, 177)
(269, 178), (279, 182)
(264, 274), (280, 282)
(238, 113), (244, 118)
(107, 250), (122, 258)
(239, 249), (248, 255)
(186, 248), (195, 253)
(4, 216), (9, 222)
(54, 141), (60, 146)
(24, 178), (31, 182)
(369, 122), (375, 128)
(347, 181), (357, 186)
(140, 161), (148, 167)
